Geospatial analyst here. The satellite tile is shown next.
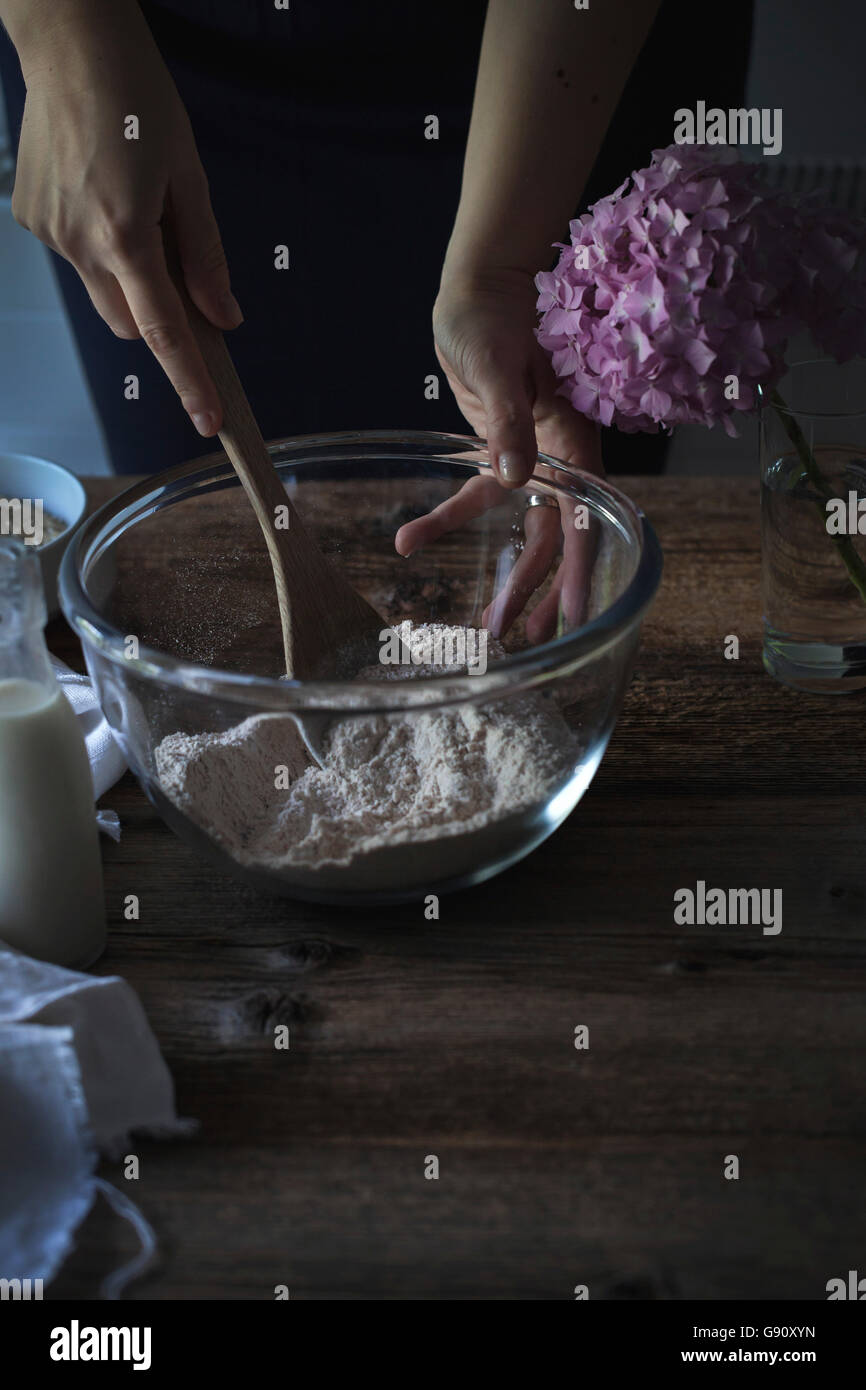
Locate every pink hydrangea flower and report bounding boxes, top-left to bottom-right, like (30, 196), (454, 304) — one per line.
(536, 144), (866, 435)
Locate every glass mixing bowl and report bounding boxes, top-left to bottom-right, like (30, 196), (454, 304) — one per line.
(60, 431), (662, 905)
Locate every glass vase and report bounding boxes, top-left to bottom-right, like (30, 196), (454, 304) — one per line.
(759, 359), (866, 693)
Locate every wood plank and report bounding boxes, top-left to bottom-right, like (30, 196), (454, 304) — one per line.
(49, 1140), (866, 1300)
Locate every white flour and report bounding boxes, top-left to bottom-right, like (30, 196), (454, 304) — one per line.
(154, 625), (580, 892)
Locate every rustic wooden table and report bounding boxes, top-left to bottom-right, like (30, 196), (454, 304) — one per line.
(48, 475), (866, 1301)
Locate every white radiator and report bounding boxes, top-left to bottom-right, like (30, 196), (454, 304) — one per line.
(760, 160), (866, 216)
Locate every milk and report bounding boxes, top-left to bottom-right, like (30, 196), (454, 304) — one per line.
(0, 538), (106, 968)
(0, 678), (106, 966)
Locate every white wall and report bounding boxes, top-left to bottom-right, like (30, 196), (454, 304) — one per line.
(747, 0), (866, 162)
(667, 0), (865, 475)
(0, 80), (111, 474)
(0, 202), (112, 475)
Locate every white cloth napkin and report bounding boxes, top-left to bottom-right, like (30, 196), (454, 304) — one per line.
(52, 656), (127, 798)
(0, 947), (195, 1295)
(51, 657), (127, 839)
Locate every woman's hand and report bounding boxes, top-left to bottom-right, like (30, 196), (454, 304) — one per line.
(395, 268), (603, 640)
(429, 267), (602, 487)
(10, 2), (239, 435)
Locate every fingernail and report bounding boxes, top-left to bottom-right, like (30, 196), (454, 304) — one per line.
(498, 452), (528, 484)
(219, 291), (244, 328)
(192, 411), (217, 436)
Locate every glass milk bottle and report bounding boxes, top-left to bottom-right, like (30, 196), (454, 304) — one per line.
(0, 539), (106, 967)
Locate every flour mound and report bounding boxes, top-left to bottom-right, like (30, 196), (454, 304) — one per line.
(155, 625), (580, 881)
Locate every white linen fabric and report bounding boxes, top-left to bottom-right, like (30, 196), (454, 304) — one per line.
(51, 656), (127, 801)
(0, 948), (195, 1294)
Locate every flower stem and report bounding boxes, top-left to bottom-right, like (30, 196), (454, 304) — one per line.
(770, 387), (866, 606)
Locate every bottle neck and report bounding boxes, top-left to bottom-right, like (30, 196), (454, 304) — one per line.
(0, 538), (55, 695)
(0, 627), (56, 692)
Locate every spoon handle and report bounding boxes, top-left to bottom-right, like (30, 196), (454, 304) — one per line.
(162, 229), (307, 675)
(162, 222), (386, 681)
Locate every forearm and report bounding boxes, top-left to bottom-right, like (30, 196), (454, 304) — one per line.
(444, 0), (661, 284)
(0, 0), (151, 80)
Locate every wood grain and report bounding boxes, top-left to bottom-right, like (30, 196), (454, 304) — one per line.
(45, 475), (866, 1301)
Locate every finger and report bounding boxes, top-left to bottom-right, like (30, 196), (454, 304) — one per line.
(114, 234), (222, 435)
(525, 567), (564, 645)
(525, 510), (600, 644)
(170, 169), (242, 331)
(557, 509), (600, 628)
(481, 502), (563, 638)
(535, 388), (604, 476)
(473, 359), (537, 489)
(395, 475), (508, 556)
(77, 267), (139, 338)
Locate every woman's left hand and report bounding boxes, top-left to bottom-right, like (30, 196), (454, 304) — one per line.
(395, 269), (603, 640)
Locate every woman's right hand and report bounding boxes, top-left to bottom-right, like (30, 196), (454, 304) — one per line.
(10, 2), (240, 436)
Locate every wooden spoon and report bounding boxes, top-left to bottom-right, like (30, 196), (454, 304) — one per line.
(166, 240), (388, 764)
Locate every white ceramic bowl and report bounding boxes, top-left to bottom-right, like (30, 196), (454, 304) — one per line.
(0, 453), (86, 615)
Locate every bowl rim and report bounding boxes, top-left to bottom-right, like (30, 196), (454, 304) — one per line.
(757, 358), (866, 420)
(0, 451), (87, 550)
(59, 430), (663, 713)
